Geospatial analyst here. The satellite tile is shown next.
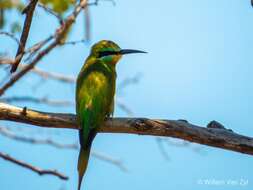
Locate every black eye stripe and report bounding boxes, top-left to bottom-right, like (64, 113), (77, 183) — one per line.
(98, 51), (119, 58)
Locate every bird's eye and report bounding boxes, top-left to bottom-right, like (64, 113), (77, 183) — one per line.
(98, 51), (118, 58)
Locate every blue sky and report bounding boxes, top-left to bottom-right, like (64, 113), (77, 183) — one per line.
(1, 0), (253, 190)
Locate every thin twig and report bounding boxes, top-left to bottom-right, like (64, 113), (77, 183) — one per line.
(92, 151), (127, 172)
(0, 35), (54, 66)
(166, 138), (205, 154)
(88, 0), (116, 6)
(61, 38), (86, 46)
(0, 151), (68, 180)
(0, 126), (77, 148)
(0, 40), (59, 96)
(24, 35), (54, 62)
(116, 98), (134, 116)
(156, 137), (170, 161)
(0, 94), (133, 116)
(0, 126), (127, 171)
(11, 0), (39, 73)
(0, 31), (21, 46)
(117, 73), (142, 91)
(29, 66), (76, 82)
(1, 54), (140, 88)
(37, 3), (63, 24)
(0, 58), (76, 83)
(156, 137), (205, 160)
(0, 96), (74, 106)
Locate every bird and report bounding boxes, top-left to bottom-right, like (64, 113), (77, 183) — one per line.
(76, 40), (146, 190)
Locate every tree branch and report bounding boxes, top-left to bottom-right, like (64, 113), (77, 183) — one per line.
(0, 102), (253, 155)
(37, 3), (63, 24)
(0, 96), (74, 107)
(0, 151), (68, 180)
(11, 0), (39, 73)
(0, 59), (76, 83)
(0, 95), (134, 116)
(0, 0), (88, 96)
(91, 151), (127, 172)
(0, 126), (77, 149)
(0, 126), (127, 171)
(0, 31), (21, 46)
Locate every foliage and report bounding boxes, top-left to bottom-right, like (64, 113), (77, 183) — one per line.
(40, 0), (75, 13)
(0, 0), (76, 32)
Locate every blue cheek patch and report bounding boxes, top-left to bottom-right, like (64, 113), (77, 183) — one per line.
(102, 55), (113, 63)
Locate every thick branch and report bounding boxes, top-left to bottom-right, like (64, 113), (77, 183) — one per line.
(0, 102), (253, 155)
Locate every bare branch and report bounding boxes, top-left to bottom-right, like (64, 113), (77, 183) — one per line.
(88, 0), (116, 6)
(0, 96), (74, 107)
(0, 59), (76, 83)
(0, 102), (253, 156)
(29, 66), (76, 82)
(61, 38), (86, 46)
(37, 3), (63, 24)
(0, 35), (54, 68)
(11, 0), (39, 73)
(0, 58), (140, 88)
(24, 35), (54, 62)
(117, 73), (142, 91)
(0, 95), (134, 116)
(0, 40), (59, 95)
(156, 137), (170, 160)
(0, 126), (127, 171)
(0, 31), (21, 46)
(164, 138), (205, 154)
(0, 0), (89, 96)
(116, 98), (134, 116)
(92, 151), (127, 172)
(0, 95), (133, 118)
(0, 151), (68, 180)
(0, 126), (77, 149)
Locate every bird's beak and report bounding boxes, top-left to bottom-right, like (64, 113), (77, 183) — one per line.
(119, 49), (147, 55)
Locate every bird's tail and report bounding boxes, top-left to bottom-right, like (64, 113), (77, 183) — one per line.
(77, 128), (96, 190)
(77, 146), (91, 190)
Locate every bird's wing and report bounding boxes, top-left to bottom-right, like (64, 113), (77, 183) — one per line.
(76, 70), (114, 147)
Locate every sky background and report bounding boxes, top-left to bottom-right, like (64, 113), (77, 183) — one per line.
(1, 0), (253, 189)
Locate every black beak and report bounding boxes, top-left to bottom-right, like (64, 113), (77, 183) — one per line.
(119, 49), (147, 55)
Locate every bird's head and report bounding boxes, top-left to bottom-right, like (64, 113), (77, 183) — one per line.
(89, 40), (146, 65)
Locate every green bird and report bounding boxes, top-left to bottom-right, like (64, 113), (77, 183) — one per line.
(76, 40), (146, 190)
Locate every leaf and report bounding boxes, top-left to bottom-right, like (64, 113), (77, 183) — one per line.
(40, 0), (76, 14)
